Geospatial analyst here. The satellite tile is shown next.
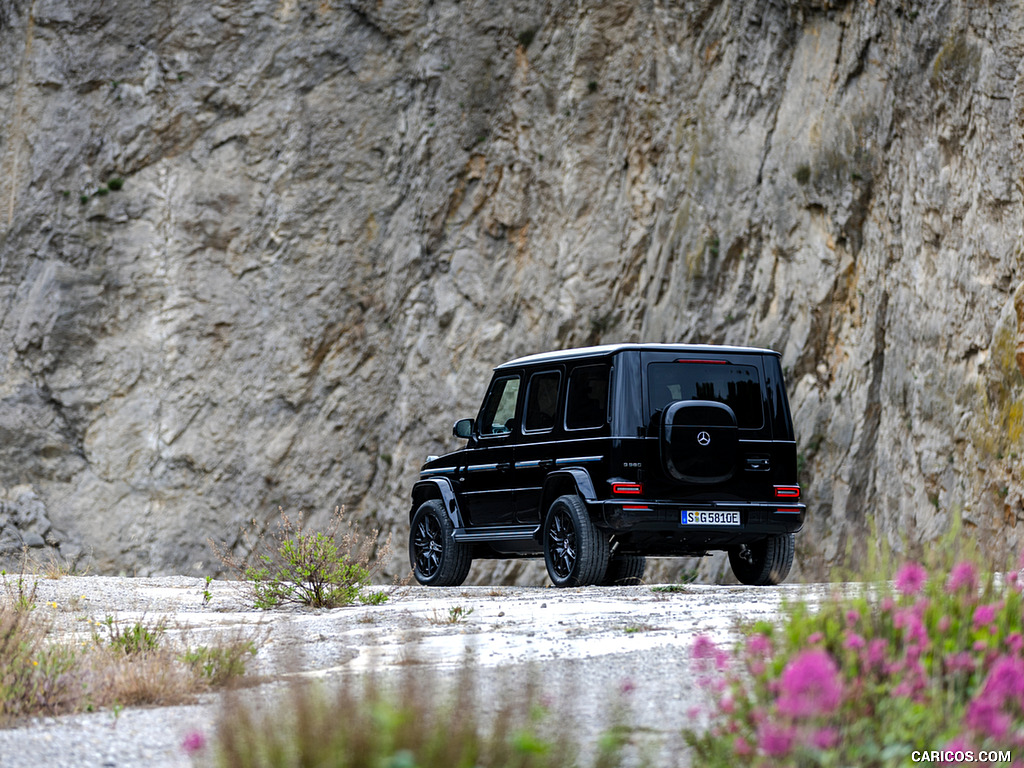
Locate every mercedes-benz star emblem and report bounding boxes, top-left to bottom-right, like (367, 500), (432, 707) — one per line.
(697, 431), (711, 446)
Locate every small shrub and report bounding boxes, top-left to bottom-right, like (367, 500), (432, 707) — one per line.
(794, 164), (811, 185)
(685, 551), (1024, 766)
(1, 570), (37, 613)
(107, 177), (124, 191)
(95, 616), (164, 655)
(94, 186), (109, 197)
(430, 605), (473, 625)
(216, 506), (392, 610)
(182, 640), (257, 687)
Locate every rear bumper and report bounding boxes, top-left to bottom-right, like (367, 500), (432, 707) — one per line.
(598, 500), (804, 536)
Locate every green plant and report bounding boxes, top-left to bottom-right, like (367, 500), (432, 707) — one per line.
(182, 640), (257, 687)
(213, 662), (638, 768)
(684, 549), (1024, 766)
(95, 616), (164, 655)
(79, 194), (89, 204)
(217, 506), (392, 610)
(794, 164), (811, 185)
(2, 557), (38, 612)
(588, 80), (598, 93)
(431, 605), (474, 625)
(202, 575), (214, 606)
(95, 186), (109, 197)
(107, 177), (124, 191)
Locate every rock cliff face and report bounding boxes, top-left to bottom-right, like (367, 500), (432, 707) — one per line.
(1, 0), (1022, 580)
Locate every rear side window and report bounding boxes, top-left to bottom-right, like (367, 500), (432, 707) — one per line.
(565, 365), (609, 430)
(479, 376), (520, 436)
(524, 371), (561, 432)
(647, 362), (764, 429)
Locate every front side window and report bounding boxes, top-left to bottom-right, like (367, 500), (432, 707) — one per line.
(478, 375), (521, 436)
(565, 365), (609, 430)
(524, 371), (561, 432)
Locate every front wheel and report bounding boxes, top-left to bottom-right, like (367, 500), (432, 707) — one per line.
(728, 533), (794, 586)
(409, 499), (472, 586)
(543, 495), (609, 588)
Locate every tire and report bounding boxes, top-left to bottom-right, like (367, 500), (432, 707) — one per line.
(409, 499), (472, 587)
(601, 554), (647, 586)
(728, 533), (794, 586)
(543, 495), (609, 588)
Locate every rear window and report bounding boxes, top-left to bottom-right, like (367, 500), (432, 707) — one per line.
(647, 362), (764, 429)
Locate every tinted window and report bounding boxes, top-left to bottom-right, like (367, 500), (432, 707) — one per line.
(566, 365), (609, 430)
(647, 362), (763, 429)
(524, 371), (561, 432)
(479, 376), (520, 436)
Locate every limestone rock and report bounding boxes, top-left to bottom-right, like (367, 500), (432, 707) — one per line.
(0, 0), (1022, 580)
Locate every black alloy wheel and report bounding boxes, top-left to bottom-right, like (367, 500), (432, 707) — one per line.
(543, 494), (609, 587)
(728, 533), (794, 586)
(409, 499), (472, 586)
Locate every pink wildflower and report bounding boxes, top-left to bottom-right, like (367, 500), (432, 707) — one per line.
(941, 738), (974, 766)
(1006, 633), (1023, 654)
(895, 562), (928, 596)
(866, 639), (888, 668)
(734, 736), (752, 756)
(972, 603), (998, 632)
(619, 678), (636, 695)
(946, 561), (978, 594)
(181, 730), (206, 755)
(894, 609), (928, 645)
(938, 615), (952, 633)
(807, 632), (824, 645)
(757, 723), (795, 757)
(812, 727), (839, 750)
(692, 634), (729, 671)
(982, 656), (1024, 700)
(747, 633), (771, 656)
(843, 632), (865, 651)
(776, 649), (843, 718)
(966, 697), (1011, 740)
(845, 609), (860, 626)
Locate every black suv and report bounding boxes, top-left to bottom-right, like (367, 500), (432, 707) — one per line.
(408, 344), (804, 588)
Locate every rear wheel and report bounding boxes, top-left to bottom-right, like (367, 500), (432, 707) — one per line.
(543, 495), (609, 588)
(601, 554), (646, 586)
(409, 499), (472, 586)
(729, 533), (794, 586)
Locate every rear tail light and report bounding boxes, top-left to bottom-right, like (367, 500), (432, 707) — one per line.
(774, 485), (801, 499)
(612, 482), (643, 495)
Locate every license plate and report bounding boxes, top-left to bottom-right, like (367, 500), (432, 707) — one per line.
(681, 510), (741, 526)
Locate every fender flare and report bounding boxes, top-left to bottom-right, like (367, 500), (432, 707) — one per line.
(538, 468), (598, 520)
(411, 477), (464, 529)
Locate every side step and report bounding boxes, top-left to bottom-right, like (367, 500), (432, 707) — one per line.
(453, 525), (540, 544)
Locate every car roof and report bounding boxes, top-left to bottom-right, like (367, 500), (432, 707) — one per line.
(494, 343), (781, 370)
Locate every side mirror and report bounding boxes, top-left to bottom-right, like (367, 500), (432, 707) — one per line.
(453, 418), (474, 439)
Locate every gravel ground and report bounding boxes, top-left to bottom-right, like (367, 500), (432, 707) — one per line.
(0, 575), (827, 767)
